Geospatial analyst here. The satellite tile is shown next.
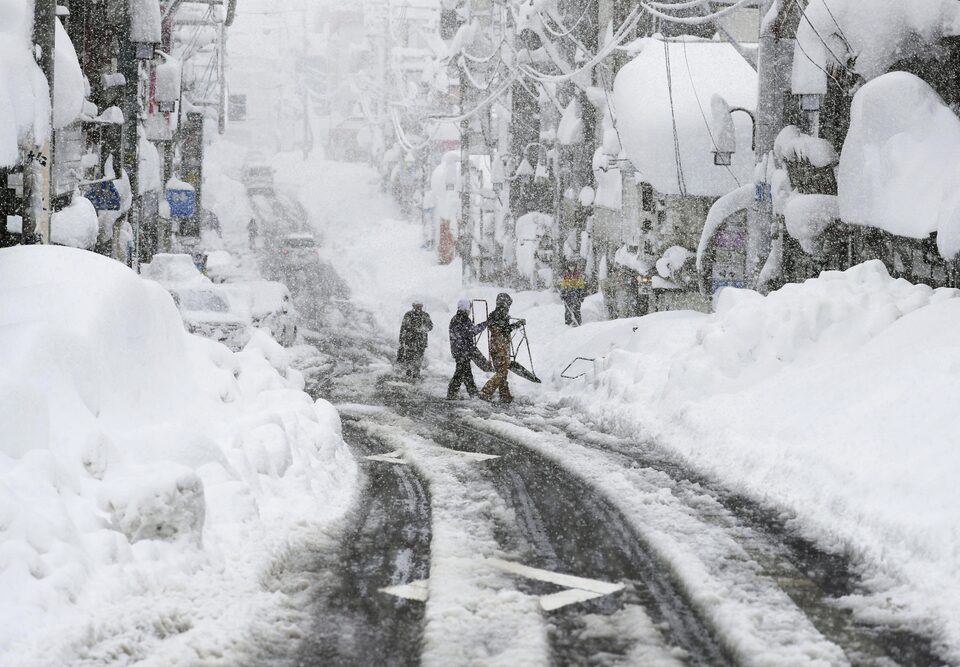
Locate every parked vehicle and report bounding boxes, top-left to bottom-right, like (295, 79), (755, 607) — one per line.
(278, 232), (320, 271)
(141, 253), (210, 285)
(225, 280), (298, 347)
(168, 286), (252, 351)
(241, 160), (275, 195)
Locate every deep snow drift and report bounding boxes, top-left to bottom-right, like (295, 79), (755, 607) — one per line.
(0, 245), (356, 664)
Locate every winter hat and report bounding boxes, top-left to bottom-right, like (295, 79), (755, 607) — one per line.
(457, 299), (471, 312)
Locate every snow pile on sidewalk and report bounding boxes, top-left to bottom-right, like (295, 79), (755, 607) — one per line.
(539, 260), (960, 657)
(0, 246), (356, 663)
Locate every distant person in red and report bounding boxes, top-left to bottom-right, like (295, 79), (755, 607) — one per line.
(397, 300), (433, 381)
(480, 293), (524, 403)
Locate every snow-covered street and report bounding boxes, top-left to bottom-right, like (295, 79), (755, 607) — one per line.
(5, 0), (960, 664)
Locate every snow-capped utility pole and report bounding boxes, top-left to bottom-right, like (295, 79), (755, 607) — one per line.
(753, 0), (800, 284)
(459, 1), (473, 284)
(23, 0), (57, 245)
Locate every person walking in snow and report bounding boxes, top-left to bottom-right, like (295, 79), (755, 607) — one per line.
(559, 261), (586, 326)
(447, 299), (487, 400)
(480, 293), (524, 403)
(397, 300), (433, 381)
(247, 218), (259, 248)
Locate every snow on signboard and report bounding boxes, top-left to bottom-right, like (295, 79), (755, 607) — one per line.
(130, 0), (162, 44)
(614, 38), (756, 198)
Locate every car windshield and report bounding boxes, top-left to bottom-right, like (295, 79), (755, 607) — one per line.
(283, 237), (315, 248)
(176, 290), (229, 313)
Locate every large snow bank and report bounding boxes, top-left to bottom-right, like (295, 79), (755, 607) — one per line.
(838, 72), (960, 256)
(614, 38), (756, 197)
(537, 260), (960, 658)
(0, 0), (51, 166)
(49, 193), (98, 248)
(0, 246), (356, 660)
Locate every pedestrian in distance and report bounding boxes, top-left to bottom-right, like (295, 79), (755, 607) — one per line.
(447, 299), (487, 400)
(247, 218), (259, 248)
(480, 293), (525, 403)
(560, 260), (586, 326)
(397, 300), (434, 381)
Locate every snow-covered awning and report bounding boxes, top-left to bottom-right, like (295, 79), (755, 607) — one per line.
(838, 72), (960, 258)
(613, 37), (757, 198)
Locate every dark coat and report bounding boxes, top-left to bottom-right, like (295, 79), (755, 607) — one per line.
(398, 308), (433, 362)
(449, 311), (486, 361)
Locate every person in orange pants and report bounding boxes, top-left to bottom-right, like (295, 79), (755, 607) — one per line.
(480, 293), (524, 403)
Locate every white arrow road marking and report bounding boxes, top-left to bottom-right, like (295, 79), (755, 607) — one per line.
(539, 588), (607, 612)
(380, 560), (623, 611)
(380, 579), (429, 602)
(435, 446), (500, 462)
(486, 557), (625, 610)
(363, 450), (407, 465)
(365, 448), (499, 465)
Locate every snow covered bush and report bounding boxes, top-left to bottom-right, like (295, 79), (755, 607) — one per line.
(0, 246), (356, 659)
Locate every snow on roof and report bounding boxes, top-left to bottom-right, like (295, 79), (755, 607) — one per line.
(614, 37), (757, 198)
(838, 71), (960, 257)
(793, 0), (960, 93)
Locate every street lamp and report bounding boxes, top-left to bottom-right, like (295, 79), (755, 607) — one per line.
(710, 94), (756, 166)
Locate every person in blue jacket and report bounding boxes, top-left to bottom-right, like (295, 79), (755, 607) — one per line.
(447, 299), (487, 399)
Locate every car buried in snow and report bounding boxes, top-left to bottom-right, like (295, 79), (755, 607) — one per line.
(225, 280), (299, 347)
(168, 286), (252, 351)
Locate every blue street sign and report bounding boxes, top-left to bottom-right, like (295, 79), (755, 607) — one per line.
(165, 187), (196, 219)
(81, 180), (121, 211)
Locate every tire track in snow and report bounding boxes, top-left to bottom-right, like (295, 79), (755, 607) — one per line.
(382, 394), (721, 666)
(462, 414), (851, 667)
(351, 417), (551, 667)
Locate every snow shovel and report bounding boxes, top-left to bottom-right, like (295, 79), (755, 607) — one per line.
(470, 299), (494, 371)
(471, 347), (494, 372)
(509, 322), (541, 384)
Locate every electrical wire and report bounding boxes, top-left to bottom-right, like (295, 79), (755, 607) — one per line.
(636, 0), (757, 26)
(664, 40), (687, 196)
(519, 7), (642, 83)
(792, 0), (855, 76)
(539, 0), (595, 39)
(425, 73), (519, 124)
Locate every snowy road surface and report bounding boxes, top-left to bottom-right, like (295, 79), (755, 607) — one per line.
(254, 240), (942, 666)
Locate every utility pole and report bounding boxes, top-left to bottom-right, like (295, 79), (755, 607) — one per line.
(23, 0), (56, 245)
(118, 5), (142, 268)
(753, 0), (800, 284)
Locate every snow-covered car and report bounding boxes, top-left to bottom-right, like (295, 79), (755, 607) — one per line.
(225, 280), (298, 347)
(141, 253), (209, 285)
(278, 232), (321, 271)
(204, 250), (241, 284)
(241, 163), (275, 195)
(169, 286), (252, 351)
